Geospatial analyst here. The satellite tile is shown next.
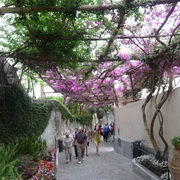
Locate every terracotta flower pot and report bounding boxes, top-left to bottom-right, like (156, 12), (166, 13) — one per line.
(175, 145), (180, 150)
(169, 148), (180, 180)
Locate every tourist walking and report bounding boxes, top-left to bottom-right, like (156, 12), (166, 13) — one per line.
(75, 128), (87, 164)
(63, 132), (73, 164)
(85, 128), (91, 156)
(92, 127), (102, 156)
(103, 123), (110, 142)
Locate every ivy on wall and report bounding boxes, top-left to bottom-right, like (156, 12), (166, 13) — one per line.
(74, 113), (93, 126)
(0, 86), (51, 144)
(46, 97), (92, 125)
(66, 101), (93, 126)
(0, 85), (76, 144)
(46, 98), (74, 122)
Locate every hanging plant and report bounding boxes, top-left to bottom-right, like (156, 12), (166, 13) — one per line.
(171, 136), (180, 150)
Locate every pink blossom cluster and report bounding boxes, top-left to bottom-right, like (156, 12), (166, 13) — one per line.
(41, 53), (180, 106)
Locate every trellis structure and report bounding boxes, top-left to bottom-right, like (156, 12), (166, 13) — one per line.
(0, 0), (180, 156)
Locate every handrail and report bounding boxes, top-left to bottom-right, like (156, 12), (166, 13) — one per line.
(55, 137), (59, 179)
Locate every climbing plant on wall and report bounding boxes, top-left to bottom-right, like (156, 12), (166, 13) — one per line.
(0, 85), (51, 144)
(67, 102), (93, 126)
(74, 113), (93, 126)
(45, 96), (74, 121)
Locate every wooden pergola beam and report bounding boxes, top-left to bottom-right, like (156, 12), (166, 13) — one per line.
(0, 0), (179, 15)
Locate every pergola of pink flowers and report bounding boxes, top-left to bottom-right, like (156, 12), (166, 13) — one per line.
(39, 2), (180, 155)
(40, 2), (180, 107)
(1, 0), (180, 156)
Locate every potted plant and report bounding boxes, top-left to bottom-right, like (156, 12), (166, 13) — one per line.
(171, 136), (180, 150)
(169, 136), (180, 180)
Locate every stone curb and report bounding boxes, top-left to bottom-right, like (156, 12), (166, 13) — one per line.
(132, 159), (160, 180)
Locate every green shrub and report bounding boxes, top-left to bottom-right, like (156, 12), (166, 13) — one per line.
(0, 136), (47, 179)
(15, 136), (47, 161)
(17, 155), (39, 179)
(0, 145), (20, 179)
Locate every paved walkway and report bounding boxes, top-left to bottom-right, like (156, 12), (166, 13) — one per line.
(56, 142), (142, 180)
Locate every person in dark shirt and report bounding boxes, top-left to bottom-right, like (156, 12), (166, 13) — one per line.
(75, 128), (87, 164)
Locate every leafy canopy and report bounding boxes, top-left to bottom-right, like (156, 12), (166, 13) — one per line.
(0, 0), (180, 106)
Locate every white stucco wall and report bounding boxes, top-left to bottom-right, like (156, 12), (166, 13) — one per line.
(114, 87), (180, 150)
(41, 111), (59, 147)
(41, 110), (80, 148)
(101, 112), (115, 125)
(92, 112), (115, 128)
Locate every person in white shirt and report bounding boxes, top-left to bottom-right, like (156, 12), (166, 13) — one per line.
(63, 133), (73, 163)
(85, 128), (91, 156)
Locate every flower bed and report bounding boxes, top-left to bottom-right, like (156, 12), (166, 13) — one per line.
(135, 154), (168, 177)
(32, 160), (55, 180)
(29, 148), (56, 180)
(17, 155), (39, 179)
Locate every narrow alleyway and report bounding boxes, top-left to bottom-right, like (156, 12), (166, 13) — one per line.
(56, 142), (142, 180)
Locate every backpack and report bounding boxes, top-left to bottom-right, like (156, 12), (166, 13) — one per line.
(76, 133), (86, 144)
(103, 126), (109, 133)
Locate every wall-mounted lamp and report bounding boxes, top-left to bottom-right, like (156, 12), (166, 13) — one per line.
(6, 73), (16, 85)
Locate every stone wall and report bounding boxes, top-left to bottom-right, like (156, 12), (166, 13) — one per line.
(41, 111), (57, 147)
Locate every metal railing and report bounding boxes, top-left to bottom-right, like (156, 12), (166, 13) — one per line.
(55, 137), (59, 180)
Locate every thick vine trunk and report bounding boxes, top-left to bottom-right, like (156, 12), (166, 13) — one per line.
(141, 76), (161, 154)
(150, 81), (172, 157)
(158, 111), (168, 157)
(142, 78), (173, 156)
